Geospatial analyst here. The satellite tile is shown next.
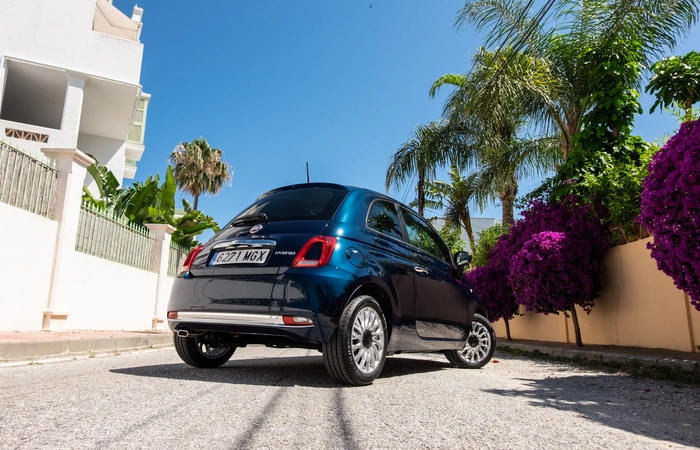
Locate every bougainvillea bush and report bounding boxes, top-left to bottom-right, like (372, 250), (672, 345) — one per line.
(509, 231), (600, 314)
(490, 197), (610, 269)
(488, 197), (610, 315)
(639, 118), (700, 311)
(464, 265), (519, 322)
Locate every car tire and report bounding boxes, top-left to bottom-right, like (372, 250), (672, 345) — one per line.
(173, 333), (235, 368)
(444, 313), (496, 369)
(323, 295), (388, 386)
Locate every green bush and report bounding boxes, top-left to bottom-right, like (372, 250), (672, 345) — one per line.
(471, 223), (509, 267)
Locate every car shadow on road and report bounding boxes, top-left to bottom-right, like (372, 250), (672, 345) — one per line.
(110, 354), (452, 388)
(483, 373), (700, 447)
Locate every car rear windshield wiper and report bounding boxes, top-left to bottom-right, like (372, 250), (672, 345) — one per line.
(229, 213), (269, 227)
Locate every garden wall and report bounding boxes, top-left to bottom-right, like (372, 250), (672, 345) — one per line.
(0, 201), (57, 331)
(0, 147), (184, 332)
(51, 252), (159, 331)
(493, 237), (700, 353)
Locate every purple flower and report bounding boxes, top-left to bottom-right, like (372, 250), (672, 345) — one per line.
(509, 231), (600, 314)
(639, 118), (700, 311)
(487, 197), (610, 315)
(463, 265), (519, 322)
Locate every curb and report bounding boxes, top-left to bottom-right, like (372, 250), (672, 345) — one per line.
(498, 342), (700, 373)
(0, 334), (173, 362)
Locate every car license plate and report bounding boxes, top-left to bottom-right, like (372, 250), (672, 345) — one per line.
(210, 249), (271, 266)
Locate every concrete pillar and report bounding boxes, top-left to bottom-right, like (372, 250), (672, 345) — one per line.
(145, 224), (176, 330)
(60, 75), (86, 135)
(41, 148), (94, 330)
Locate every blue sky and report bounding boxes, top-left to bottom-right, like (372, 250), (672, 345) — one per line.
(113, 0), (699, 240)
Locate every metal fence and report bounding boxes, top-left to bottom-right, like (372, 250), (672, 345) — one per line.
(0, 141), (57, 218)
(168, 242), (191, 277)
(76, 202), (155, 271)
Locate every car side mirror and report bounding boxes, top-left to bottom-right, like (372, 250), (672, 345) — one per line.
(454, 251), (472, 267)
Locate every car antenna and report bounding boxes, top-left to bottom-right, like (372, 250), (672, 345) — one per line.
(306, 162), (310, 183)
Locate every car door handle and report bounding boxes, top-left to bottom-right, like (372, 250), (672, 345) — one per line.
(414, 266), (429, 275)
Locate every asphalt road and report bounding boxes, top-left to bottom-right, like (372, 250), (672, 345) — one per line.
(1, 346), (699, 450)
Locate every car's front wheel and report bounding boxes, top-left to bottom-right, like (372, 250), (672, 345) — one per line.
(323, 295), (388, 386)
(444, 313), (496, 369)
(173, 333), (235, 368)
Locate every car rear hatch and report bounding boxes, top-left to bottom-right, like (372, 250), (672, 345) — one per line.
(189, 220), (331, 276)
(187, 184), (351, 277)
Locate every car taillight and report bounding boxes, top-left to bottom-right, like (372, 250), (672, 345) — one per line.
(291, 236), (337, 268)
(182, 244), (205, 272)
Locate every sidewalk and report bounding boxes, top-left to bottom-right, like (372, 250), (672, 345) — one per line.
(498, 339), (700, 373)
(0, 330), (173, 362)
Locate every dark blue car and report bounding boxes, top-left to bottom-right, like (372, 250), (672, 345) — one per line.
(167, 183), (495, 385)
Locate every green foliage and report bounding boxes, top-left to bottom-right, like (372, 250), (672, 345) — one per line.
(85, 161), (120, 205)
(646, 51), (700, 121)
(424, 165), (478, 250)
(83, 162), (219, 248)
(533, 39), (656, 243)
(171, 204), (220, 248)
(554, 138), (658, 239)
(574, 39), (643, 149)
(81, 156), (133, 215)
(471, 224), (509, 267)
(438, 226), (467, 255)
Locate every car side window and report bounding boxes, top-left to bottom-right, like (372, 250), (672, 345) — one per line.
(401, 208), (451, 262)
(367, 200), (403, 240)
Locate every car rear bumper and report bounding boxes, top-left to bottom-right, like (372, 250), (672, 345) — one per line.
(166, 265), (358, 345)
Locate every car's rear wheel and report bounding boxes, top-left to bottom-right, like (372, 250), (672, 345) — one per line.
(173, 333), (235, 368)
(444, 313), (495, 369)
(323, 295), (387, 386)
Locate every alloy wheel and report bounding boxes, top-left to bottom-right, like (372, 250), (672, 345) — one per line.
(351, 306), (385, 374)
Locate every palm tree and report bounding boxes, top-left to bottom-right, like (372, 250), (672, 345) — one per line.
(386, 122), (453, 216)
(424, 164), (479, 251)
(453, 0), (700, 161)
(430, 50), (562, 226)
(169, 138), (232, 210)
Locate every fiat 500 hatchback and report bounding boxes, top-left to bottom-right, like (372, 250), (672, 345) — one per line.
(167, 183), (495, 385)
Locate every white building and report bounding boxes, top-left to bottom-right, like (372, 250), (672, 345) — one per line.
(0, 0), (150, 185)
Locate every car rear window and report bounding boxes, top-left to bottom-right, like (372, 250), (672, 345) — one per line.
(233, 187), (349, 222)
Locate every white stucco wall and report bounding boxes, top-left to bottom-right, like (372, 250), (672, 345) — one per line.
(0, 120), (80, 157)
(53, 252), (158, 331)
(0, 203), (57, 331)
(155, 277), (176, 331)
(0, 0), (143, 84)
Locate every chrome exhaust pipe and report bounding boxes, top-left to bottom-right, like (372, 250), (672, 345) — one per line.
(177, 330), (189, 338)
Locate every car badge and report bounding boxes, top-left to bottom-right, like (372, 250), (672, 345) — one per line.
(250, 224), (263, 234)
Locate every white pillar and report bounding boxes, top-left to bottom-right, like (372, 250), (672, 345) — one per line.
(41, 148), (94, 330)
(60, 75), (86, 135)
(145, 224), (176, 330)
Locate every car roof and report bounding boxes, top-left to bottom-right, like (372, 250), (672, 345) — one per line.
(258, 182), (410, 207)
(256, 182), (352, 200)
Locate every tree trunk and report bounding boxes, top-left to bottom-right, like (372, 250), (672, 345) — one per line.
(416, 175), (425, 217)
(499, 185), (517, 227)
(193, 194), (199, 211)
(463, 216), (476, 253)
(570, 305), (583, 347)
(504, 317), (512, 341)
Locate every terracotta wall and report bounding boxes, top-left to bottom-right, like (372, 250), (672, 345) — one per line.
(492, 238), (700, 353)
